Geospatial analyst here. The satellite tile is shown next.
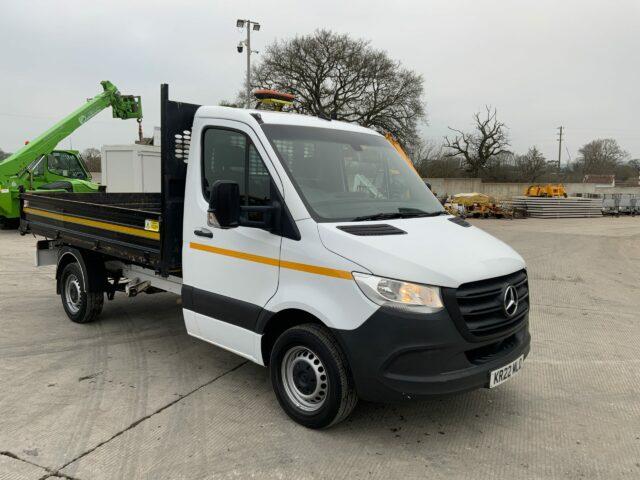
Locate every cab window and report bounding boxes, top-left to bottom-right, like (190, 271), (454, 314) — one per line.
(263, 125), (443, 222)
(48, 152), (87, 179)
(201, 128), (273, 208)
(31, 157), (45, 177)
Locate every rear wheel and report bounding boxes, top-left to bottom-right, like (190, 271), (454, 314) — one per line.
(60, 262), (103, 323)
(270, 324), (358, 429)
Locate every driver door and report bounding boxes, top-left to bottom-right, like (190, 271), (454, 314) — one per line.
(182, 122), (282, 362)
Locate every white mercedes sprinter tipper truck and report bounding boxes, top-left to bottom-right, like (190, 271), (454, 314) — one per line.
(20, 85), (530, 428)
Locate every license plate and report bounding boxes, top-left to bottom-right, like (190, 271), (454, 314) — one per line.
(489, 355), (524, 388)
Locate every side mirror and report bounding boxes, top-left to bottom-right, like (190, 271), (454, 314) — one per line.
(208, 180), (240, 228)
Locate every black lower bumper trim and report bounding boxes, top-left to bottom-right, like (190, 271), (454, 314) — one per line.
(332, 306), (530, 402)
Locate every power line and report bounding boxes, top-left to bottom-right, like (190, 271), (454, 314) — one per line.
(565, 145), (572, 163)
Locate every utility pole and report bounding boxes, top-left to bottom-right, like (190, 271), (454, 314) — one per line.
(246, 25), (251, 108)
(236, 19), (261, 108)
(557, 126), (563, 170)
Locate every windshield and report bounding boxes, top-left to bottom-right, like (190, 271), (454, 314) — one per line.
(48, 152), (87, 180)
(25, 155), (45, 177)
(261, 124), (444, 222)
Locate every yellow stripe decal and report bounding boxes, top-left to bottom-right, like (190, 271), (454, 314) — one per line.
(189, 242), (352, 280)
(24, 207), (160, 240)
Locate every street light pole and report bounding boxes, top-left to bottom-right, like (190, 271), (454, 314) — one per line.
(236, 19), (261, 108)
(246, 23), (251, 108)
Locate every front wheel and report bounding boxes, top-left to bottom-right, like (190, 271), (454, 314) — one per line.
(60, 262), (103, 323)
(270, 324), (358, 429)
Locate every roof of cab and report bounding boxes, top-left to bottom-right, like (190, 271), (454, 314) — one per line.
(194, 105), (380, 135)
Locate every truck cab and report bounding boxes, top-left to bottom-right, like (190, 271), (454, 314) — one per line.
(26, 150), (94, 188)
(21, 87), (530, 428)
(180, 106), (530, 426)
(0, 150), (98, 227)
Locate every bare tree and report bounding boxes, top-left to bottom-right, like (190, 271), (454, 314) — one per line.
(81, 148), (101, 172)
(0, 148), (11, 161)
(576, 138), (627, 174)
(248, 30), (426, 149)
(443, 106), (510, 177)
(218, 99), (243, 108)
(615, 160), (640, 184)
(516, 146), (547, 182)
(623, 159), (640, 185)
(423, 158), (466, 178)
(412, 139), (445, 177)
(482, 152), (517, 182)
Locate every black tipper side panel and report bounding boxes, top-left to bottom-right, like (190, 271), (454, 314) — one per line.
(159, 84), (201, 277)
(19, 191), (161, 267)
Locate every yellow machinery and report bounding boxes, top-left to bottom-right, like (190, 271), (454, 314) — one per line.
(525, 183), (567, 198)
(384, 133), (418, 174)
(447, 193), (514, 219)
(450, 193), (494, 218)
(254, 89), (295, 111)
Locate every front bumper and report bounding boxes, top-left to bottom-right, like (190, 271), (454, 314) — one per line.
(332, 306), (530, 402)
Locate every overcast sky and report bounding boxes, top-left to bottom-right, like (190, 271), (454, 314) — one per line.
(1, 0), (638, 162)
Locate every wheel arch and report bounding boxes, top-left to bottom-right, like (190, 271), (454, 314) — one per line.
(259, 308), (326, 366)
(56, 246), (105, 294)
(56, 248), (85, 294)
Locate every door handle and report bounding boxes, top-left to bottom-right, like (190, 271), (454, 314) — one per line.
(194, 227), (213, 238)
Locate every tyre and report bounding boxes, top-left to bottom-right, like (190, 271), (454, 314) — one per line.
(60, 262), (103, 323)
(270, 324), (358, 429)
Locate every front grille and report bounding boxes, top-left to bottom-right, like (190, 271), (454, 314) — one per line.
(455, 270), (529, 337)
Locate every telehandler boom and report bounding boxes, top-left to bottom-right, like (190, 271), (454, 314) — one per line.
(0, 81), (142, 226)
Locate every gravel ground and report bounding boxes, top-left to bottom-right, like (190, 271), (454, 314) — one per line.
(0, 217), (638, 479)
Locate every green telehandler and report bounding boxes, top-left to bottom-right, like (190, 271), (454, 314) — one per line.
(0, 80), (142, 227)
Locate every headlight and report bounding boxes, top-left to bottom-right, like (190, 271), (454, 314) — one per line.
(352, 272), (444, 313)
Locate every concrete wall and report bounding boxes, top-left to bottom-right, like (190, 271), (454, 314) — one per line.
(428, 178), (640, 199)
(593, 186), (640, 195)
(428, 178), (482, 196)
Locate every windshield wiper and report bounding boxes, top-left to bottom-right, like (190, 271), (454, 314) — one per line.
(351, 212), (405, 222)
(351, 210), (447, 221)
(411, 210), (448, 217)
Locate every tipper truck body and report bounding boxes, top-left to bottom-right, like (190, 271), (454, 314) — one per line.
(20, 85), (530, 428)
